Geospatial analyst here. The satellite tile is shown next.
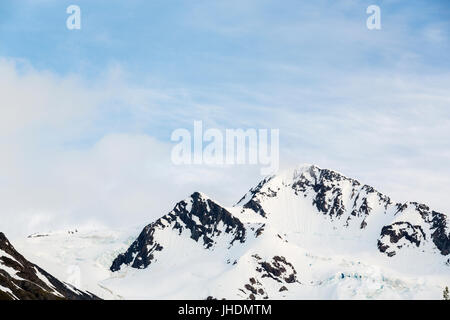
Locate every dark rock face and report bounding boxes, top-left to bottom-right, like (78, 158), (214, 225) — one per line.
(243, 199), (268, 218)
(239, 166), (392, 230)
(237, 177), (275, 218)
(381, 222), (425, 247)
(241, 277), (268, 300)
(292, 167), (364, 219)
(174, 192), (246, 247)
(305, 169), (391, 223)
(255, 256), (297, 284)
(377, 222), (426, 257)
(0, 232), (98, 300)
(430, 212), (450, 255)
(110, 223), (164, 271)
(237, 255), (297, 299)
(377, 203), (450, 257)
(412, 203), (450, 256)
(111, 192), (247, 271)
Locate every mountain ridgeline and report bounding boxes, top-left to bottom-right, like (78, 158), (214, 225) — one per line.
(109, 165), (449, 299)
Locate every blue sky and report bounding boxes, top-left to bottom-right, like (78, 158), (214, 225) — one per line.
(1, 1), (448, 77)
(0, 0), (449, 236)
(1, 0), (449, 139)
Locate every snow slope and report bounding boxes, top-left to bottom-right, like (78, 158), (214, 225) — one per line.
(0, 232), (98, 300)
(13, 227), (140, 299)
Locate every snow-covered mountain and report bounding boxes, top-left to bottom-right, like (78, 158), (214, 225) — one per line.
(106, 164), (450, 299)
(0, 232), (98, 300)
(7, 164), (449, 300)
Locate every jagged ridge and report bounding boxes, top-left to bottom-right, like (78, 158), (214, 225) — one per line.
(111, 192), (246, 271)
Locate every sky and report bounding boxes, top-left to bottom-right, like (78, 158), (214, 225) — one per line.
(0, 0), (449, 237)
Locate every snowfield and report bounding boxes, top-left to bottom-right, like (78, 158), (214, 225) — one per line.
(14, 227), (140, 299)
(0, 232), (97, 300)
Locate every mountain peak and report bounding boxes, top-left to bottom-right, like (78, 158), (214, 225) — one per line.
(275, 164), (358, 185)
(191, 191), (209, 199)
(106, 164), (449, 299)
(0, 232), (8, 243)
(110, 191), (247, 272)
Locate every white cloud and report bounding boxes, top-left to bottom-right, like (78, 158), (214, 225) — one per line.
(0, 60), (263, 237)
(0, 58), (97, 135)
(1, 53), (449, 239)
